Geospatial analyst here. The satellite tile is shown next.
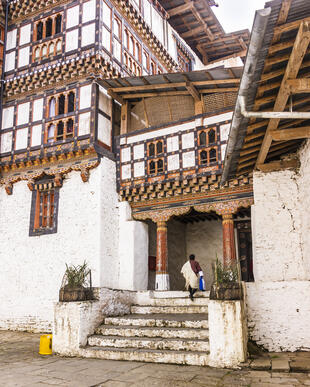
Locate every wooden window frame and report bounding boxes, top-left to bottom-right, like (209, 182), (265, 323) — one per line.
(34, 13), (63, 42)
(148, 158), (164, 175)
(45, 117), (75, 144)
(29, 179), (60, 236)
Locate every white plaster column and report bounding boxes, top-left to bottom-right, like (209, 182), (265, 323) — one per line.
(208, 300), (247, 368)
(118, 202), (149, 291)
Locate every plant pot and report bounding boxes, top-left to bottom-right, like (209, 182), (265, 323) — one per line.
(210, 282), (243, 300)
(59, 285), (86, 302)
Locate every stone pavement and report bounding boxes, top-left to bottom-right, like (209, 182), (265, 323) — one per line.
(1, 331), (310, 387)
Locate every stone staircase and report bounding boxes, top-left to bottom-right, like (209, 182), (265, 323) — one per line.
(81, 291), (210, 366)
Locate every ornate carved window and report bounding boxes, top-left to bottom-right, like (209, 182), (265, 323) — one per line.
(29, 178), (60, 236)
(35, 14), (63, 41)
(148, 158), (164, 175)
(45, 118), (75, 143)
(200, 150), (208, 164)
(47, 91), (76, 118)
(199, 131), (206, 145)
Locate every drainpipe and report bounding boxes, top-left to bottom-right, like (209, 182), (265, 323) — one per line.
(0, 0), (9, 142)
(239, 95), (310, 119)
(220, 7), (271, 185)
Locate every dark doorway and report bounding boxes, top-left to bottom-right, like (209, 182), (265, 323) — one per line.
(236, 220), (254, 282)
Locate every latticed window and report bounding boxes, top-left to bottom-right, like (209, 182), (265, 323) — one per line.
(148, 159), (164, 175)
(29, 178), (60, 236)
(208, 128), (216, 144)
(35, 14), (62, 41)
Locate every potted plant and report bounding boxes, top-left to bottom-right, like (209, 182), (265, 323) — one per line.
(59, 261), (92, 302)
(210, 258), (243, 300)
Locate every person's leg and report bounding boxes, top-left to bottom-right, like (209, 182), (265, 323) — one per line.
(189, 286), (194, 301)
(192, 288), (197, 296)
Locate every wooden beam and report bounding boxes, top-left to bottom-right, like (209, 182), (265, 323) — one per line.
(270, 127), (310, 141)
(255, 21), (310, 167)
(286, 78), (310, 93)
(120, 101), (130, 135)
(167, 2), (194, 17)
(110, 79), (240, 93)
(273, 17), (310, 35)
(191, 5), (214, 41)
(121, 87), (238, 99)
(186, 81), (200, 102)
(272, 0), (292, 41)
(257, 159), (299, 172)
(107, 89), (124, 105)
(206, 49), (247, 65)
(181, 25), (205, 39)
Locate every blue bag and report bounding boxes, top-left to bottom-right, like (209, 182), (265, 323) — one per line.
(199, 276), (206, 291)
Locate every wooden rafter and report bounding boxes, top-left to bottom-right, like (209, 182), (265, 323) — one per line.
(257, 159), (298, 172)
(270, 127), (310, 141)
(255, 21), (310, 167)
(167, 2), (194, 17)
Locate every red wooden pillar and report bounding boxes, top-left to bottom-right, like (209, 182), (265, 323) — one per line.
(155, 220), (170, 290)
(222, 213), (236, 266)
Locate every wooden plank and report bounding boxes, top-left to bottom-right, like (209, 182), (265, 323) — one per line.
(273, 17), (310, 35)
(167, 2), (194, 17)
(270, 127), (310, 141)
(286, 78), (310, 93)
(206, 49), (247, 65)
(186, 81), (200, 102)
(268, 39), (294, 54)
(257, 159), (298, 172)
(256, 21), (310, 167)
(191, 5), (214, 41)
(277, 0), (292, 25)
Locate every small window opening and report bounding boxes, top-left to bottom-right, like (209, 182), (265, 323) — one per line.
(56, 121), (64, 140)
(67, 119), (74, 137)
(208, 129), (216, 144)
(47, 124), (55, 143)
(49, 98), (56, 117)
(156, 141), (163, 155)
(209, 148), (217, 162)
(37, 22), (43, 41)
(149, 143), (155, 156)
(200, 150), (208, 164)
(199, 131), (206, 145)
(68, 92), (75, 113)
(149, 161), (156, 174)
(58, 94), (65, 115)
(157, 159), (163, 173)
(55, 15), (62, 34)
(56, 40), (62, 54)
(46, 18), (53, 38)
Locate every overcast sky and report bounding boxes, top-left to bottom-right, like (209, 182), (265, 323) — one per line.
(212, 0), (267, 33)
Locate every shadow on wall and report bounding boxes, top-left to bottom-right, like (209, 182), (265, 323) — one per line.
(147, 219), (223, 291)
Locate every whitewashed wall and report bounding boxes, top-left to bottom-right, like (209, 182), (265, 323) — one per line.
(0, 158), (119, 332)
(247, 140), (310, 351)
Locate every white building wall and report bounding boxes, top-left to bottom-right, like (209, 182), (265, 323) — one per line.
(247, 140), (310, 351)
(0, 158), (119, 332)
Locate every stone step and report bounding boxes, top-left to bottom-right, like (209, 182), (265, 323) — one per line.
(104, 314), (208, 329)
(131, 305), (209, 314)
(88, 335), (209, 352)
(95, 325), (209, 339)
(137, 297), (209, 307)
(150, 291), (210, 299)
(80, 346), (210, 366)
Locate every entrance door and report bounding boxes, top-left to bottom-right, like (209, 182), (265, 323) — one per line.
(236, 221), (254, 282)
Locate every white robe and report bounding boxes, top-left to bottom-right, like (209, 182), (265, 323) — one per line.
(181, 261), (199, 290)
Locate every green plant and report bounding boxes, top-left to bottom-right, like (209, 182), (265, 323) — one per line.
(214, 257), (238, 285)
(65, 261), (89, 287)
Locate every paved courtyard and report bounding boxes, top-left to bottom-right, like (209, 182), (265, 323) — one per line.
(1, 331), (310, 387)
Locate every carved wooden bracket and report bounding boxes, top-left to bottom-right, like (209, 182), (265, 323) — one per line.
(132, 198), (254, 222)
(1, 159), (100, 195)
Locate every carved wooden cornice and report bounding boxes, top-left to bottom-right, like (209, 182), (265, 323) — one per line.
(5, 53), (120, 100)
(132, 197), (254, 222)
(1, 152), (100, 195)
(194, 198), (254, 216)
(120, 174), (253, 203)
(134, 206), (191, 222)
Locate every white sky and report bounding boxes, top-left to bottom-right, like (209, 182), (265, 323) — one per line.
(212, 0), (268, 33)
